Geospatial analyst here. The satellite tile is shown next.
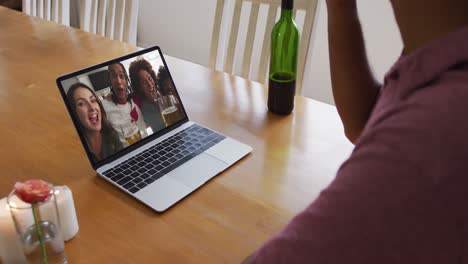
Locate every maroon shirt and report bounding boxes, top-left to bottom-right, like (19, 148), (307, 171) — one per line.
(252, 26), (468, 263)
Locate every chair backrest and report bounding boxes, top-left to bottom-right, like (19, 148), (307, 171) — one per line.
(209, 0), (317, 94)
(22, 0), (70, 26)
(79, 0), (139, 45)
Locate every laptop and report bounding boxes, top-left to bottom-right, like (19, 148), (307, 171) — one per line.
(56, 46), (252, 212)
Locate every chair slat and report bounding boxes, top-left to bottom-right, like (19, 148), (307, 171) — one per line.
(97, 0), (107, 36)
(31, 0), (36, 16)
(37, 0), (44, 18)
(22, 0), (31, 14)
(105, 0), (117, 39)
(295, 0), (317, 94)
(241, 2), (260, 79)
(114, 0), (125, 41)
(21, 0), (69, 26)
(60, 0), (70, 26)
(225, 0), (242, 74)
(79, 0), (91, 31)
(245, 0), (277, 4)
(44, 0), (51, 20)
(294, 0), (309, 10)
(209, 0), (225, 69)
(57, 0), (62, 24)
(90, 0), (98, 33)
(123, 0), (138, 44)
(258, 4), (278, 83)
(51, 0), (58, 23)
(20, 0), (138, 44)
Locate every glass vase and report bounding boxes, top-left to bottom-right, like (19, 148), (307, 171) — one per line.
(7, 187), (68, 264)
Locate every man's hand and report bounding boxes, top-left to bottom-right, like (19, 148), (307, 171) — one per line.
(326, 0), (357, 9)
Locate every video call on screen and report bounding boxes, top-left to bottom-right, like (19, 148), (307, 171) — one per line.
(62, 50), (186, 162)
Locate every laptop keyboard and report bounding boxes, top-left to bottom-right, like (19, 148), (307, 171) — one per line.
(102, 124), (226, 194)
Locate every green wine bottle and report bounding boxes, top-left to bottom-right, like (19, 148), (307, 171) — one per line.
(268, 0), (299, 115)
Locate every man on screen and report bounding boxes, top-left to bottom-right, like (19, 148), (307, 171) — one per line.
(102, 62), (148, 145)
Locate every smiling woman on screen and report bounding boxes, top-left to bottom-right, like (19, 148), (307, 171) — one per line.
(67, 82), (123, 161)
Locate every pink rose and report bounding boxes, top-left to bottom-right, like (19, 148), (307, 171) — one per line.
(14, 179), (53, 204)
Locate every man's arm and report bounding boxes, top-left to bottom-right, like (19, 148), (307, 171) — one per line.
(242, 94), (454, 263)
(327, 1), (380, 143)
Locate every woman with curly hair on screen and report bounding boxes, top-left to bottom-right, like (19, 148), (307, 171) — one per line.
(129, 58), (166, 132)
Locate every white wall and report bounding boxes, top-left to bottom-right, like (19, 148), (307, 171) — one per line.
(137, 0), (403, 105)
(302, 0), (403, 104)
(137, 0), (217, 66)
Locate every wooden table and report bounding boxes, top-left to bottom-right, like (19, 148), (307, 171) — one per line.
(0, 7), (353, 263)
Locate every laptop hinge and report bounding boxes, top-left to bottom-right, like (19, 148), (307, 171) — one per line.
(96, 164), (112, 174)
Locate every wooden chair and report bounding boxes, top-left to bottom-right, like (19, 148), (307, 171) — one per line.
(79, 0), (139, 45)
(22, 0), (70, 26)
(209, 0), (317, 94)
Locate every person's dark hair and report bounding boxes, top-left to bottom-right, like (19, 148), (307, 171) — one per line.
(128, 59), (158, 98)
(156, 65), (173, 95)
(108, 62), (132, 103)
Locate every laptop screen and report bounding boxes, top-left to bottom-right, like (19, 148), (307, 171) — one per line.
(57, 47), (188, 167)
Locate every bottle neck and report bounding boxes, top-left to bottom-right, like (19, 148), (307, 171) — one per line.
(280, 9), (294, 19)
(282, 0), (293, 9)
(281, 0), (294, 19)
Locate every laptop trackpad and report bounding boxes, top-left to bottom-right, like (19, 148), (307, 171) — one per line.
(168, 153), (228, 189)
(135, 176), (192, 212)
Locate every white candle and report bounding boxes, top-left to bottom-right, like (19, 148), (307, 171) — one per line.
(55, 186), (79, 241)
(0, 198), (27, 263)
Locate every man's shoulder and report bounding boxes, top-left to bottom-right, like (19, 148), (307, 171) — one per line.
(355, 66), (468, 179)
(371, 64), (468, 130)
(408, 65), (468, 117)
